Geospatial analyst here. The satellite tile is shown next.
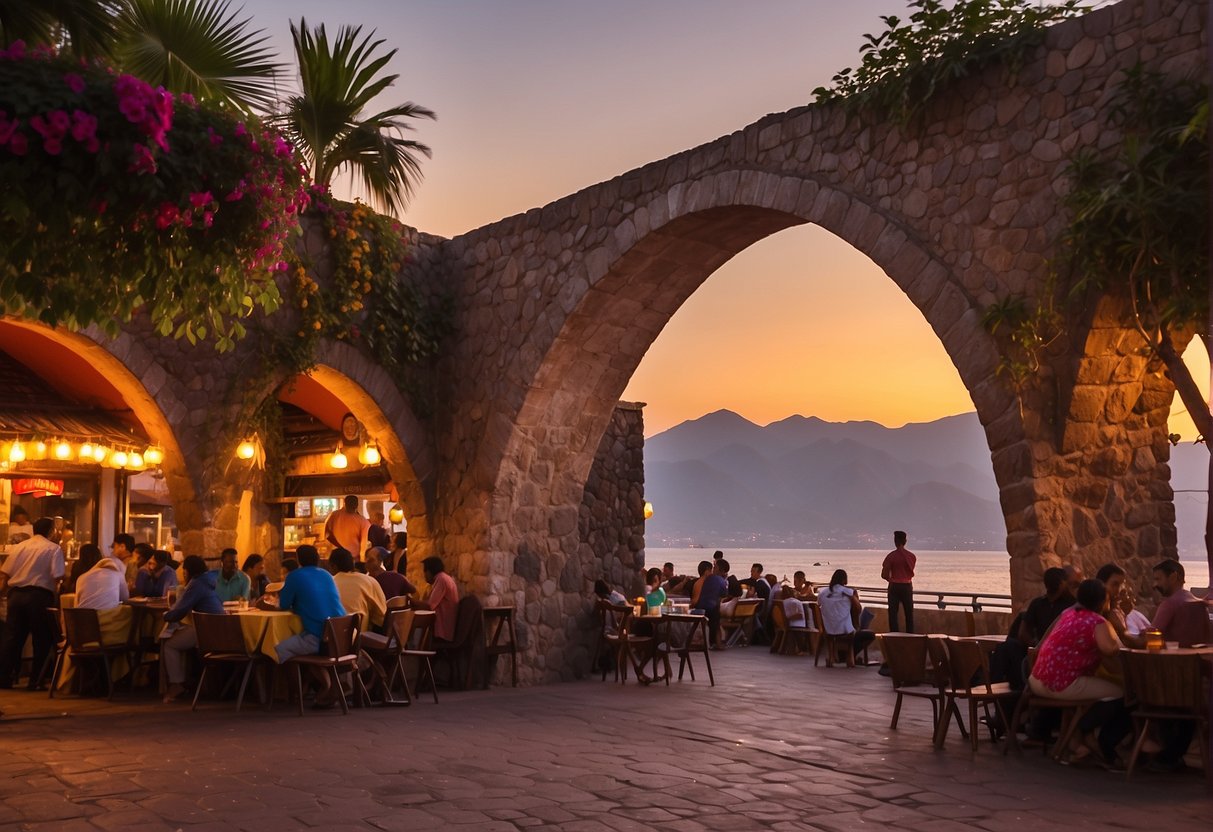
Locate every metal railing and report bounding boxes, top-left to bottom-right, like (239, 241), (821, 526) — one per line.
(852, 585), (1013, 614)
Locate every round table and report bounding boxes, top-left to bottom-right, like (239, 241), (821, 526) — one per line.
(230, 609), (304, 660)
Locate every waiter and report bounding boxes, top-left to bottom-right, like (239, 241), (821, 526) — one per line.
(324, 495), (370, 562)
(0, 517), (64, 689)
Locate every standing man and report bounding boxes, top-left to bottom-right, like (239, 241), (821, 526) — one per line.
(0, 517), (64, 689)
(325, 495), (370, 562)
(882, 530), (916, 633)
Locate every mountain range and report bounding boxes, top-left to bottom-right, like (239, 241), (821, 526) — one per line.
(643, 410), (1208, 553)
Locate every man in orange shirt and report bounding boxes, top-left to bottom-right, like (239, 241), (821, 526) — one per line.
(324, 495), (370, 561)
(421, 556), (459, 642)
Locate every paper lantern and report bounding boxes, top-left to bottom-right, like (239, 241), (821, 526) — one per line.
(8, 441), (25, 463)
(53, 440), (72, 460)
(388, 507), (404, 524)
(144, 445), (164, 466)
(358, 443), (381, 465)
(329, 446), (348, 470)
(643, 501), (654, 520)
(236, 440), (257, 460)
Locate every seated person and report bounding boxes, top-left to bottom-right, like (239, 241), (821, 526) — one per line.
(791, 570), (815, 600)
(643, 567), (666, 610)
(74, 550), (129, 610)
(126, 541), (153, 592)
(213, 548), (251, 602)
(660, 562), (692, 596)
(815, 569), (875, 660)
(593, 578), (628, 607)
(366, 546), (416, 600)
(161, 555), (224, 703)
(1027, 578), (1130, 766)
(692, 561), (728, 648)
(275, 545), (347, 707)
(134, 550), (179, 598)
(241, 554), (269, 600)
(715, 559), (743, 617)
(65, 543), (102, 594)
(330, 547), (387, 632)
(421, 556), (460, 642)
(779, 586), (812, 630)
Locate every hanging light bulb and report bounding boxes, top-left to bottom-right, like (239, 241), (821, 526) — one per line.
(236, 439), (257, 460)
(32, 440), (47, 460)
(358, 443), (381, 465)
(128, 452), (145, 469)
(329, 445), (348, 470)
(92, 444), (108, 464)
(78, 442), (94, 460)
(144, 445), (164, 466)
(8, 441), (26, 463)
(388, 506), (404, 524)
(111, 450), (128, 468)
(54, 440), (72, 460)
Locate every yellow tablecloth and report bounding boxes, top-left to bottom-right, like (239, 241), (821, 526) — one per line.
(232, 610), (304, 660)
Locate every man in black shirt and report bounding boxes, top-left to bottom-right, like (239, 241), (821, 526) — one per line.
(1017, 567), (1074, 646)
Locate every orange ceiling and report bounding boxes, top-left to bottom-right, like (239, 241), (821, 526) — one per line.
(277, 374), (349, 431)
(0, 323), (135, 420)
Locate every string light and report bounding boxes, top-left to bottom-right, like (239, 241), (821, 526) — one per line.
(236, 439), (257, 460)
(329, 445), (348, 470)
(358, 443), (381, 465)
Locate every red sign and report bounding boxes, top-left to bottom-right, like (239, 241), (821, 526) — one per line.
(12, 478), (64, 498)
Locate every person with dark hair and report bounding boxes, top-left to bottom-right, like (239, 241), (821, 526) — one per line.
(160, 555), (223, 702)
(366, 546), (414, 600)
(75, 544), (130, 610)
(661, 561), (691, 595)
(135, 550), (179, 598)
(241, 554), (268, 600)
(0, 517), (64, 689)
(324, 495), (370, 563)
(330, 547), (386, 631)
(281, 558), (300, 574)
(1017, 566), (1074, 647)
(592, 578), (627, 607)
(275, 544), (345, 670)
(7, 505), (32, 544)
(691, 560), (728, 648)
(1144, 559), (1202, 772)
(714, 558), (742, 600)
(212, 547), (250, 602)
(792, 570), (814, 600)
(117, 536), (143, 590)
(643, 567), (666, 610)
(390, 532), (408, 573)
(421, 556), (459, 641)
(1028, 578), (1129, 765)
(65, 542), (102, 594)
(816, 569), (875, 662)
(882, 530), (916, 633)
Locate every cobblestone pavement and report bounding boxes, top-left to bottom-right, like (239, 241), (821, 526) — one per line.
(0, 647), (1207, 831)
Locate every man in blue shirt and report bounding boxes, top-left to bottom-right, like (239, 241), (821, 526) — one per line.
(275, 545), (345, 663)
(213, 548), (251, 601)
(134, 550), (179, 597)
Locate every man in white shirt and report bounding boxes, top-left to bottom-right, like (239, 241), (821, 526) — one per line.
(329, 548), (386, 631)
(75, 555), (130, 610)
(0, 517), (64, 689)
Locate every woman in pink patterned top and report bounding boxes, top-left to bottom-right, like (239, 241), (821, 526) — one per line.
(1028, 578), (1128, 765)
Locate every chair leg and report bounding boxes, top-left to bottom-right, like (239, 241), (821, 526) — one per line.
(235, 661), (255, 712)
(103, 657), (115, 701)
(192, 665), (210, 711)
(424, 658), (439, 704)
(702, 645), (715, 687)
(330, 667), (349, 715)
(1054, 705), (1088, 763)
(890, 692), (904, 730)
(294, 664), (305, 717)
(1003, 693), (1028, 756)
(1126, 716), (1149, 777)
(47, 650), (64, 699)
(935, 697), (953, 748)
(969, 700), (980, 753)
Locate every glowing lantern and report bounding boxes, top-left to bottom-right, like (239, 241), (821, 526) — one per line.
(79, 442), (94, 460)
(128, 452), (145, 470)
(329, 446), (348, 470)
(32, 441), (47, 460)
(358, 443), (381, 465)
(388, 507), (404, 524)
(92, 444), (108, 464)
(8, 441), (26, 463)
(53, 440), (72, 460)
(144, 445), (164, 466)
(111, 450), (129, 468)
(643, 501), (654, 520)
(236, 440), (257, 460)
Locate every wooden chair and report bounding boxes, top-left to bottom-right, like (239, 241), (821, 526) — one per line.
(283, 614), (369, 716)
(1121, 649), (1210, 777)
(812, 603), (856, 668)
(360, 607), (415, 705)
(49, 607), (130, 700)
(666, 613), (714, 686)
(1170, 602), (1212, 647)
(769, 602), (812, 656)
(880, 633), (952, 737)
(1003, 647), (1099, 762)
(939, 637), (1016, 752)
(191, 612), (268, 712)
(402, 610), (440, 703)
(434, 595), (484, 690)
(596, 600), (653, 684)
(924, 636), (968, 745)
(721, 598), (764, 647)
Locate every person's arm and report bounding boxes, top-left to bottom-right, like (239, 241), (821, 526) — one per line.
(163, 584), (193, 623)
(1094, 619), (1121, 657)
(278, 575), (297, 614)
(368, 582), (387, 627)
(1107, 607), (1145, 648)
(1150, 600), (1175, 637)
(119, 575), (130, 603)
(426, 575), (450, 612)
(880, 555), (891, 583)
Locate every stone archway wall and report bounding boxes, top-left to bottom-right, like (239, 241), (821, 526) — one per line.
(428, 0), (1205, 681)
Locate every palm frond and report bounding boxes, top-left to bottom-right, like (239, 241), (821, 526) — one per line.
(0, 0), (121, 59)
(324, 117), (433, 214)
(116, 0), (281, 112)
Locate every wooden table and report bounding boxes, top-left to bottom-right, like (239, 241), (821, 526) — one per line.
(629, 613), (712, 686)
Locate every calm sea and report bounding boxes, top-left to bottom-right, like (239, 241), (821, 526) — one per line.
(646, 548), (1211, 598)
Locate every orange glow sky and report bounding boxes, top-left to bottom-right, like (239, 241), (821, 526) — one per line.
(252, 0), (1210, 437)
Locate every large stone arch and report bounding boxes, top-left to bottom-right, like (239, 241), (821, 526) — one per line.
(0, 320), (204, 538)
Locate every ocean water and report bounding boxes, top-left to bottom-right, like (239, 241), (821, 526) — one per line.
(646, 548), (1211, 599)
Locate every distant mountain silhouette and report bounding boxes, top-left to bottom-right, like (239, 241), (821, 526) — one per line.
(644, 410), (1208, 553)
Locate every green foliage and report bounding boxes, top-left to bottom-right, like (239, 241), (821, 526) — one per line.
(1061, 65), (1208, 334)
(0, 0), (121, 60)
(277, 19), (435, 215)
(115, 0), (281, 113)
(0, 47), (308, 349)
(813, 0), (1085, 125)
(980, 281), (1062, 389)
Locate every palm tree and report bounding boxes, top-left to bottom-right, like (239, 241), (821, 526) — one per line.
(279, 19), (435, 215)
(0, 0), (281, 113)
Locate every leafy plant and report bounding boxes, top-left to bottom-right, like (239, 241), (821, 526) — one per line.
(0, 44), (308, 349)
(277, 19), (435, 215)
(813, 0), (1085, 125)
(980, 283), (1062, 390)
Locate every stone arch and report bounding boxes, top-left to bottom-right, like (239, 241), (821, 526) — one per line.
(0, 320), (204, 535)
(478, 171), (1022, 679)
(287, 339), (436, 557)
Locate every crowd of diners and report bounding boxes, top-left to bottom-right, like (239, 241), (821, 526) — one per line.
(987, 558), (1205, 773)
(0, 510), (460, 708)
(594, 550), (874, 656)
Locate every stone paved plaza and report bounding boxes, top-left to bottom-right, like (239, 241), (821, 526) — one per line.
(0, 646), (1207, 832)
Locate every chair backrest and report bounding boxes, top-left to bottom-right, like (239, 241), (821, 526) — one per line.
(1121, 649), (1207, 710)
(599, 600), (635, 637)
(321, 614), (360, 659)
(944, 637), (994, 693)
(807, 602), (824, 634)
(382, 607), (415, 652)
(193, 612), (249, 656)
(387, 596), (412, 610)
(448, 595), (484, 647)
(925, 635), (952, 688)
(408, 610), (437, 650)
(881, 633), (930, 687)
(1168, 602), (1212, 647)
(62, 607), (103, 649)
(771, 601), (789, 632)
(730, 598), (763, 620)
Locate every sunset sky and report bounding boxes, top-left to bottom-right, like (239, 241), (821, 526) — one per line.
(252, 0), (1209, 437)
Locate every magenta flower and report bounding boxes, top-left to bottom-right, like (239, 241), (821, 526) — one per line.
(9, 131), (28, 155)
(129, 143), (157, 174)
(64, 73), (85, 94)
(154, 202), (180, 229)
(43, 138), (62, 155)
(188, 191), (214, 208)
